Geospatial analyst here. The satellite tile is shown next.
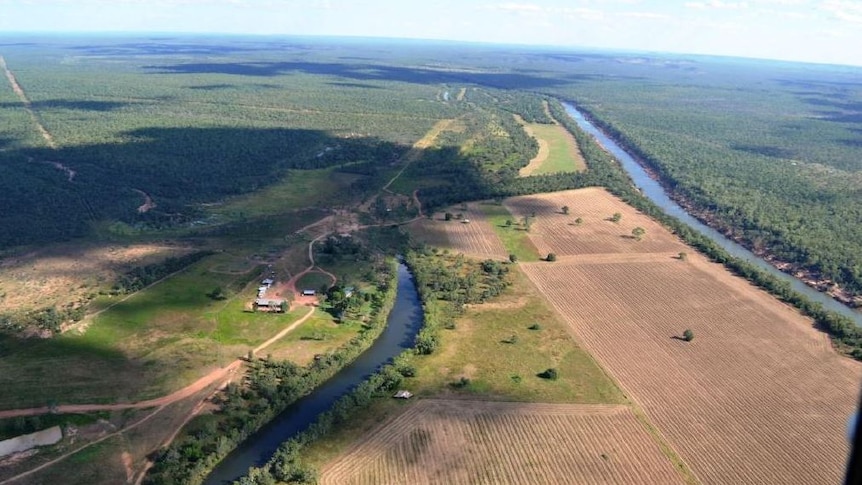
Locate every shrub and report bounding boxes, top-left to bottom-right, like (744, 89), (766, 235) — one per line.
(528, 323), (541, 330)
(538, 368), (558, 380)
(546, 253), (557, 262)
(683, 329), (694, 342)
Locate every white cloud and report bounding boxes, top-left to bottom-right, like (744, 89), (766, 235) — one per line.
(620, 10), (670, 19)
(685, 0), (749, 8)
(820, 0), (862, 23)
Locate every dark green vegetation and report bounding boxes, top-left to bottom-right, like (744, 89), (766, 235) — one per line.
(1, 38), (861, 304)
(0, 35), (860, 484)
(552, 62), (862, 302)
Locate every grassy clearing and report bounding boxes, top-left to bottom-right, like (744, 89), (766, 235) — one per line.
(477, 203), (542, 261)
(301, 265), (624, 469)
(526, 122), (587, 175)
(0, 246), (316, 409)
(264, 310), (361, 365)
(296, 271), (334, 292)
(209, 168), (362, 220)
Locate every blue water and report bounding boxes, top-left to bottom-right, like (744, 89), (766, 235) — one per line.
(562, 102), (861, 326)
(204, 262), (424, 484)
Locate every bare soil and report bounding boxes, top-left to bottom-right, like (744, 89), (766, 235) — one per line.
(518, 188), (862, 485)
(321, 399), (686, 485)
(410, 203), (508, 259)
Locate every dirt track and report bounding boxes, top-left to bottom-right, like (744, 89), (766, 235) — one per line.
(0, 55), (56, 149)
(0, 306), (315, 420)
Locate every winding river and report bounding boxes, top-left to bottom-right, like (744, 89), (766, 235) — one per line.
(204, 262), (424, 485)
(562, 102), (862, 326)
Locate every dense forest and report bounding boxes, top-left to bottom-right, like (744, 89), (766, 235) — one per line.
(2, 39), (860, 304)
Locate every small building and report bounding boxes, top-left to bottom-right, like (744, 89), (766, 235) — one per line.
(461, 218), (470, 224)
(261, 278), (274, 287)
(254, 298), (286, 312)
(343, 286), (355, 298)
(301, 289), (316, 296)
(393, 390), (413, 399)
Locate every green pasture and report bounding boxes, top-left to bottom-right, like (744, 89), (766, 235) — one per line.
(478, 203), (542, 262)
(528, 122), (587, 174)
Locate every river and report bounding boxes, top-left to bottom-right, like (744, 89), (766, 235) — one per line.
(204, 261), (424, 484)
(562, 102), (862, 326)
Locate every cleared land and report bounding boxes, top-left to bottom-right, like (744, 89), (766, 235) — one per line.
(410, 203), (508, 259)
(517, 116), (586, 176)
(0, 243), (191, 316)
(504, 187), (686, 257)
(320, 399), (686, 485)
(517, 188), (862, 485)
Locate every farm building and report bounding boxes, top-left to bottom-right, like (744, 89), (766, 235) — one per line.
(393, 390), (413, 399)
(301, 289), (316, 296)
(261, 278), (274, 287)
(254, 298), (286, 313)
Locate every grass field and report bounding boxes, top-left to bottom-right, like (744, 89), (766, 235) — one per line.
(517, 117), (586, 176)
(208, 168), (363, 220)
(477, 203), (542, 262)
(264, 309), (360, 365)
(301, 263), (636, 473)
(516, 188), (862, 485)
(320, 400), (686, 485)
(0, 247), (310, 409)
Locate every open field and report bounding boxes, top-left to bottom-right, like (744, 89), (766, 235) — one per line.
(517, 117), (586, 176)
(505, 188), (687, 257)
(518, 188), (862, 484)
(409, 203), (508, 259)
(0, 242), (191, 315)
(321, 399), (686, 485)
(300, 265), (640, 475)
(0, 249), (307, 409)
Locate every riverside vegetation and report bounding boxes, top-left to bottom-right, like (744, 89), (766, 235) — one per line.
(0, 36), (859, 485)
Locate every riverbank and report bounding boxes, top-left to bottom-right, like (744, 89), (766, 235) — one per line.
(568, 103), (861, 313)
(202, 260), (423, 484)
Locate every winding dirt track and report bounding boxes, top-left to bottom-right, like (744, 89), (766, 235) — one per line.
(0, 306), (316, 420)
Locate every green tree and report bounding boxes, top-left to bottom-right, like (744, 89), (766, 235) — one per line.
(505, 219), (513, 227)
(632, 227), (646, 241)
(561, 205), (570, 215)
(546, 253), (557, 262)
(509, 253), (518, 263)
(683, 329), (694, 342)
(444, 212), (453, 221)
(611, 212), (622, 223)
(574, 217), (584, 226)
(539, 368), (558, 380)
(678, 251), (688, 261)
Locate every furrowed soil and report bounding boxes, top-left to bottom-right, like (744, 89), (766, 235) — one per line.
(409, 203), (508, 260)
(515, 188), (862, 485)
(320, 399), (686, 485)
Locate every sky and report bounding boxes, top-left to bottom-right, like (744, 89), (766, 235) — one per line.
(1, 0), (861, 66)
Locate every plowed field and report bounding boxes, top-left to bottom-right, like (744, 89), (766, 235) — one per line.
(320, 399), (686, 485)
(411, 203), (508, 259)
(518, 190), (861, 485)
(504, 188), (686, 256)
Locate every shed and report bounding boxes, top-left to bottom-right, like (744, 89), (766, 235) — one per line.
(393, 390), (413, 399)
(301, 289), (316, 296)
(261, 278), (274, 286)
(254, 298), (286, 312)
